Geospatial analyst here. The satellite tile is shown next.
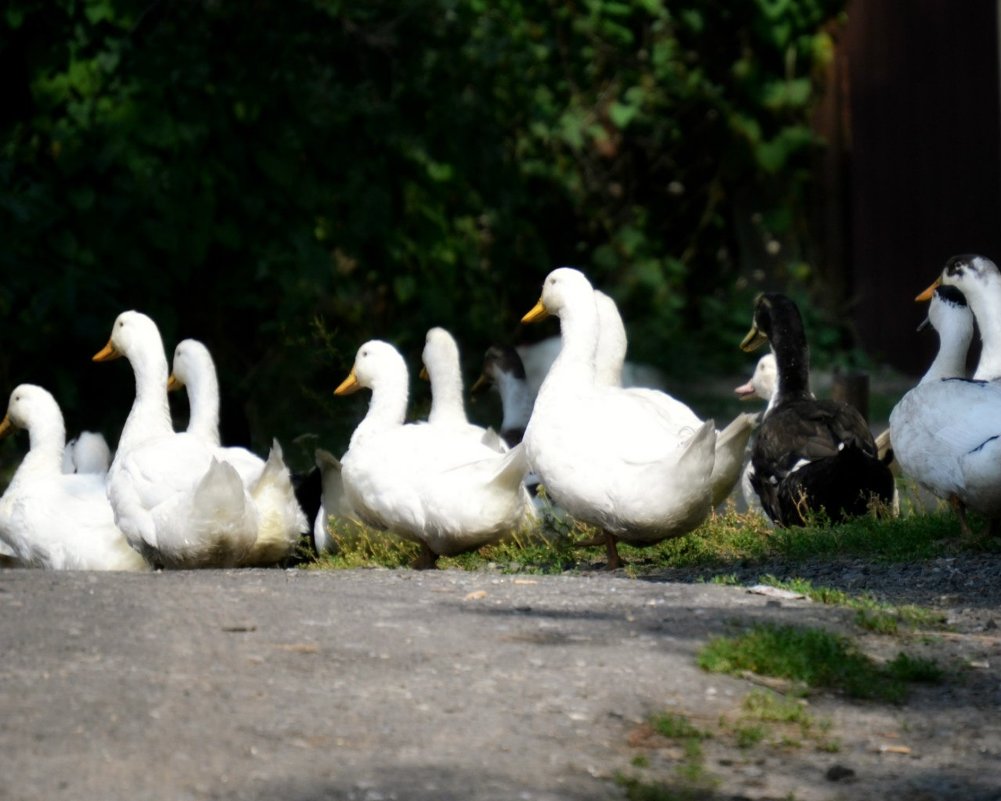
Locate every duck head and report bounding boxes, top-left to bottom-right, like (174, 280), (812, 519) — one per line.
(917, 254), (1001, 301)
(92, 310), (162, 363)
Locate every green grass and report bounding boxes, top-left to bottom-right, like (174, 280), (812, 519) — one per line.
(311, 520), (421, 569)
(651, 713), (712, 740)
(711, 689), (839, 753)
(618, 711), (717, 800)
(757, 575), (945, 632)
(698, 622), (942, 703)
(307, 505), (996, 574)
(741, 689), (812, 728)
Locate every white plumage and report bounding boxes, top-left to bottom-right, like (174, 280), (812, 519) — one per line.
(167, 336), (308, 565)
(335, 339), (536, 567)
(421, 327), (506, 451)
(520, 268), (716, 568)
(94, 311), (292, 568)
(0, 384), (147, 570)
(891, 257), (1001, 535)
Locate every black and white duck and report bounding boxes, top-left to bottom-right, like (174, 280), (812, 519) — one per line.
(740, 293), (894, 526)
(890, 255), (1001, 536)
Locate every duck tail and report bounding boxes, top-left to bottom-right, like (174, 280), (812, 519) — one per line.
(488, 442), (530, 487)
(187, 458), (257, 565)
(243, 439), (309, 566)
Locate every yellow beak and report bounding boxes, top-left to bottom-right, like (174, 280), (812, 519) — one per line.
(470, 374), (490, 393)
(0, 414), (13, 439)
(915, 277), (941, 302)
(419, 366), (429, 381)
(334, 370), (361, 396)
(166, 374), (183, 392)
(521, 299), (550, 324)
(740, 325), (767, 352)
(92, 340), (122, 362)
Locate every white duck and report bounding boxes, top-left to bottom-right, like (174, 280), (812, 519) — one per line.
(734, 353), (777, 409)
(93, 311), (260, 568)
(311, 448), (349, 554)
(892, 256), (1001, 535)
(335, 340), (536, 568)
(420, 327), (506, 451)
(0, 385), (148, 570)
(167, 337), (308, 565)
(61, 430), (112, 475)
(593, 289), (756, 508)
(521, 268), (716, 568)
(733, 354), (777, 514)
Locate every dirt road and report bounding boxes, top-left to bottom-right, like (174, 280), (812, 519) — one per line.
(1, 567), (999, 801)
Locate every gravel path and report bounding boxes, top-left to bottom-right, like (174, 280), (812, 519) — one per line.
(1, 565), (999, 801)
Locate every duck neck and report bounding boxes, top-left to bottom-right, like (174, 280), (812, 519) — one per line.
(594, 296), (626, 388)
(969, 285), (1001, 380)
(185, 369), (222, 448)
(921, 325), (973, 384)
(427, 361), (468, 426)
(768, 324), (812, 407)
(20, 412), (67, 477)
(540, 299), (598, 399)
(118, 342), (174, 457)
(351, 371), (409, 449)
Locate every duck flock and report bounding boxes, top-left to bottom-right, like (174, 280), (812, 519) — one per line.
(1, 256), (998, 572)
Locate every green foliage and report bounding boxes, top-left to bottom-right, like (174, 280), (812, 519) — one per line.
(0, 0), (846, 464)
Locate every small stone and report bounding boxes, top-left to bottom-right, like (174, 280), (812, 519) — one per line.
(826, 764), (856, 782)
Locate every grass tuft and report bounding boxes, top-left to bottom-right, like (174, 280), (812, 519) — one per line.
(651, 713), (711, 740)
(698, 622), (941, 703)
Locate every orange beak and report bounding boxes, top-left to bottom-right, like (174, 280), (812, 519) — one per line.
(334, 370), (361, 396)
(915, 277), (941, 302)
(521, 299), (549, 324)
(92, 340), (122, 362)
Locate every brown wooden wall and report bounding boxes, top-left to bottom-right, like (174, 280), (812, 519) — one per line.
(845, 0), (1001, 374)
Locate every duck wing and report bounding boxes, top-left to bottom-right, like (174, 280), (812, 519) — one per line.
(751, 399), (887, 525)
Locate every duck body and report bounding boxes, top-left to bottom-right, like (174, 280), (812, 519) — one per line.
(0, 385), (147, 571)
(526, 384), (716, 541)
(750, 397), (892, 525)
(593, 289), (753, 508)
(61, 431), (112, 475)
(521, 269), (716, 562)
(96, 312), (260, 568)
(891, 378), (1001, 518)
(741, 293), (893, 526)
(168, 337), (307, 565)
(336, 340), (535, 564)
